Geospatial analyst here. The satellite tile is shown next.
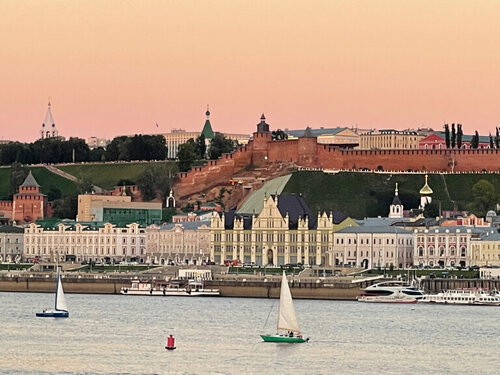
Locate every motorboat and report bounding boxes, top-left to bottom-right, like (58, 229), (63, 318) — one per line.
(120, 278), (220, 296)
(419, 288), (500, 306)
(357, 281), (426, 303)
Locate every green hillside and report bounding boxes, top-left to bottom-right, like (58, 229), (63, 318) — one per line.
(0, 167), (77, 200)
(59, 162), (176, 190)
(282, 171), (500, 219)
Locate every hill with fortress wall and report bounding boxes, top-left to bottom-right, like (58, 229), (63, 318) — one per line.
(174, 116), (500, 198)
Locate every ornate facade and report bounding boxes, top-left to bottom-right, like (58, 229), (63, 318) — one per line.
(24, 222), (146, 263)
(331, 226), (414, 268)
(146, 221), (210, 265)
(359, 129), (423, 149)
(413, 226), (495, 268)
(210, 195), (334, 266)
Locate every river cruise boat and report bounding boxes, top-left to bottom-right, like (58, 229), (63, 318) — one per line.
(419, 289), (500, 306)
(357, 281), (426, 303)
(120, 279), (220, 296)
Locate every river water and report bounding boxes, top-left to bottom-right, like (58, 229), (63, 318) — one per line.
(1, 292), (499, 375)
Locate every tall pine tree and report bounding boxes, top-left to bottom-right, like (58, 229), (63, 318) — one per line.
(451, 123), (456, 148)
(444, 124), (450, 148)
(457, 124), (463, 149)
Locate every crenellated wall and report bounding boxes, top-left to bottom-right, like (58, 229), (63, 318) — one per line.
(174, 130), (500, 198)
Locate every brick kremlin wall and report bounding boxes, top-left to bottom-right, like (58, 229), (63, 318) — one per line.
(174, 130), (500, 198)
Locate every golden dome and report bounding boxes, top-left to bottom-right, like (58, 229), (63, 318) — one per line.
(419, 174), (433, 195)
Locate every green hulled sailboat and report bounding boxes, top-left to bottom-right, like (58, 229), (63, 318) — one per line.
(261, 271), (308, 343)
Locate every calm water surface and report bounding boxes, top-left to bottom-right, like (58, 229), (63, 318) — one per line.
(1, 292), (499, 374)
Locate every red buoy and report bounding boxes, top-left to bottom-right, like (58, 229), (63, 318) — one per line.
(165, 334), (176, 350)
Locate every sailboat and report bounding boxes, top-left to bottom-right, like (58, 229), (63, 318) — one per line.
(261, 271), (308, 343)
(36, 269), (69, 318)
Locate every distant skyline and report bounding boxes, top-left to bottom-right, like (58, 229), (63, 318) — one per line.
(1, 0), (500, 142)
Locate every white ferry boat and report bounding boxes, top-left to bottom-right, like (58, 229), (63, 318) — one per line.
(357, 281), (426, 303)
(120, 279), (220, 296)
(419, 289), (500, 306)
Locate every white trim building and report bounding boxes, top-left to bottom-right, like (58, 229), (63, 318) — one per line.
(146, 221), (210, 265)
(24, 222), (146, 263)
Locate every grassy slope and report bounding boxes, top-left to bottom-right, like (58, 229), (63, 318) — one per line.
(30, 167), (77, 196)
(283, 171), (500, 219)
(0, 167), (77, 199)
(59, 162), (175, 190)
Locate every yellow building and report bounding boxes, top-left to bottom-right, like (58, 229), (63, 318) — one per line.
(211, 195), (336, 266)
(471, 233), (500, 266)
(77, 194), (162, 225)
(286, 127), (359, 146)
(359, 129), (424, 149)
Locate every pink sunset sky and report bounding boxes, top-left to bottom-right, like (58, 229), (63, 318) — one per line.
(1, 0), (499, 143)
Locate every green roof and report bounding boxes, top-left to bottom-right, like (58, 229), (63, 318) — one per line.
(237, 174), (292, 215)
(201, 119), (214, 139)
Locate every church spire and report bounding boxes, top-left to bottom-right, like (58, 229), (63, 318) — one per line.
(201, 105), (214, 140)
(40, 100), (58, 140)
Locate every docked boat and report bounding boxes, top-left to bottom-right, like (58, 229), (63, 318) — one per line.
(120, 279), (220, 296)
(357, 281), (426, 303)
(261, 271), (308, 343)
(36, 270), (69, 318)
(419, 289), (500, 306)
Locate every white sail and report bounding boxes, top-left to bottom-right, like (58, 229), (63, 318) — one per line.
(55, 273), (68, 312)
(277, 271), (300, 333)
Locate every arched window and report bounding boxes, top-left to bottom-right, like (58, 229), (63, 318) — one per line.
(460, 246), (466, 257)
(428, 246), (434, 256)
(450, 246), (455, 256)
(418, 246), (424, 256)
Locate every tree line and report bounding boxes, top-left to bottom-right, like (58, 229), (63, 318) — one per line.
(0, 134), (167, 166)
(177, 133), (238, 172)
(444, 124), (500, 149)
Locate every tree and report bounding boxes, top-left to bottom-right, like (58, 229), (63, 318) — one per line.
(47, 186), (62, 201)
(89, 147), (106, 162)
(272, 129), (288, 140)
(457, 123), (463, 149)
(468, 179), (497, 217)
(52, 195), (78, 220)
(76, 174), (94, 194)
(208, 132), (236, 160)
(444, 124), (450, 148)
(470, 131), (479, 149)
(490, 133), (494, 149)
(9, 162), (27, 198)
(423, 202), (440, 218)
(451, 123), (456, 148)
(137, 167), (157, 201)
(496, 127), (500, 149)
(195, 134), (207, 159)
(155, 164), (176, 206)
(177, 142), (197, 172)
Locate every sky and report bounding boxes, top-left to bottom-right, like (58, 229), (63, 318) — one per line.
(1, 0), (499, 142)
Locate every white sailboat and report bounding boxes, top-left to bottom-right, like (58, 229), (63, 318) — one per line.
(36, 269), (69, 318)
(261, 271), (308, 343)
